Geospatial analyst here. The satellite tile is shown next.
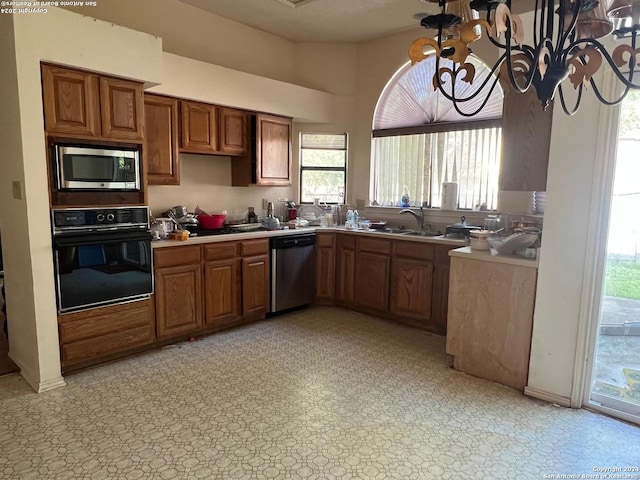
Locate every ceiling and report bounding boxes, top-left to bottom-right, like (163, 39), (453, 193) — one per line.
(178, 0), (535, 43)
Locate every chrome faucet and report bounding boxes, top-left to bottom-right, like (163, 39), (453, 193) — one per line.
(399, 206), (426, 230)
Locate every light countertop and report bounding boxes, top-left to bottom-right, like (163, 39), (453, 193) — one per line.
(151, 226), (468, 248)
(449, 246), (539, 268)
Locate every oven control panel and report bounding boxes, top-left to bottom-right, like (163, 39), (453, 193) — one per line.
(52, 206), (149, 233)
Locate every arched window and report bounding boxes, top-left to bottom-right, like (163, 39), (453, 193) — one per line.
(371, 55), (503, 210)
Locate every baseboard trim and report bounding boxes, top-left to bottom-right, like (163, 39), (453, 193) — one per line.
(524, 386), (572, 407)
(8, 352), (66, 393)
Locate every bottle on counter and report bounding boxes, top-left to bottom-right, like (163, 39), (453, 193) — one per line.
(247, 207), (257, 223)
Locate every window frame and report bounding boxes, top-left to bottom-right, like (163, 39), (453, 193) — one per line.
(299, 132), (348, 205)
(371, 119), (503, 210)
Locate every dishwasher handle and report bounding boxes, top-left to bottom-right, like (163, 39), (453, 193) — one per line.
(270, 234), (316, 249)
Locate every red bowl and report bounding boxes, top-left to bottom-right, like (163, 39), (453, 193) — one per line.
(197, 214), (226, 229)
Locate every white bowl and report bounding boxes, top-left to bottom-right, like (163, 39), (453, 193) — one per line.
(487, 233), (538, 255)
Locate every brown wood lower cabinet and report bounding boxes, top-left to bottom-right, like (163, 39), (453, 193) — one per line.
(315, 233), (335, 304)
(154, 240), (269, 339)
(331, 234), (456, 334)
(446, 255), (538, 390)
(155, 263), (203, 339)
(389, 241), (435, 327)
(58, 298), (155, 369)
(154, 245), (203, 340)
(335, 235), (356, 307)
(242, 254), (270, 320)
(354, 251), (390, 313)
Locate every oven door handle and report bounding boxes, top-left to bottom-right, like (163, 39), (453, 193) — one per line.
(53, 231), (152, 248)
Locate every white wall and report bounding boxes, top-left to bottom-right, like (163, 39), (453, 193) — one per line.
(62, 0), (297, 85)
(1, 8), (163, 391)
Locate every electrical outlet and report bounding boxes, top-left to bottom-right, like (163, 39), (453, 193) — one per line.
(277, 197), (288, 203)
(12, 181), (24, 200)
(262, 198), (269, 210)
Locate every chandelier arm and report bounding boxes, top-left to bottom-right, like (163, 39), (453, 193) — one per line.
(558, 82), (583, 115)
(448, 75), (506, 117)
(434, 53), (508, 104)
(558, 0), (581, 55)
(565, 38), (640, 89)
(504, 47), (536, 93)
(589, 77), (631, 106)
(533, 0), (540, 47)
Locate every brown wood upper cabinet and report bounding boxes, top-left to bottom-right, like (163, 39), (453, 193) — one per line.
(145, 94), (180, 185)
(219, 107), (248, 155)
(232, 113), (292, 186)
(499, 71), (553, 192)
(180, 100), (219, 154)
(41, 63), (144, 141)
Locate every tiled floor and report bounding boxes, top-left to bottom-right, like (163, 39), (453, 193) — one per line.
(1, 307), (639, 480)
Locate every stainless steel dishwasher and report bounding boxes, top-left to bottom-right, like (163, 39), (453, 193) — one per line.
(270, 233), (316, 314)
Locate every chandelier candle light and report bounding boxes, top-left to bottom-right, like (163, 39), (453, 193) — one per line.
(409, 0), (640, 115)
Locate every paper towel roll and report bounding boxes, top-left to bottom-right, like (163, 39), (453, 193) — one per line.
(441, 182), (458, 210)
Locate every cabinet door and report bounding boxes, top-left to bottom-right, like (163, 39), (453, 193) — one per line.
(336, 241), (355, 307)
(145, 94), (180, 185)
(41, 64), (100, 137)
(354, 252), (390, 313)
(256, 114), (291, 185)
(219, 107), (248, 155)
(499, 72), (553, 191)
(204, 259), (241, 328)
(242, 254), (269, 320)
(390, 258), (434, 323)
(431, 245), (454, 335)
(315, 234), (335, 305)
(181, 101), (219, 153)
(99, 77), (144, 140)
(155, 264), (203, 339)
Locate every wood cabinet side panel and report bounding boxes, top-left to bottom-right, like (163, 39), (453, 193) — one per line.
(499, 77), (553, 192)
(446, 257), (537, 390)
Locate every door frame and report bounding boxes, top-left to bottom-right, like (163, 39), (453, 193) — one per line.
(577, 72), (640, 424)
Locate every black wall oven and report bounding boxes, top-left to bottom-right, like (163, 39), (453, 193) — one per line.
(52, 206), (153, 313)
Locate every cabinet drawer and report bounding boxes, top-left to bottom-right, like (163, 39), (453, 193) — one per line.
(61, 324), (154, 365)
(393, 240), (434, 260)
(204, 241), (240, 261)
(154, 245), (201, 268)
(241, 239), (269, 257)
(337, 234), (356, 249)
(59, 299), (154, 343)
(316, 233), (335, 248)
(357, 237), (391, 255)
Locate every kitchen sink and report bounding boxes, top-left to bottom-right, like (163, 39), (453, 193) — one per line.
(403, 230), (444, 237)
(370, 228), (443, 237)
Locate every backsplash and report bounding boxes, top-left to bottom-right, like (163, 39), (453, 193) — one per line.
(147, 154), (293, 220)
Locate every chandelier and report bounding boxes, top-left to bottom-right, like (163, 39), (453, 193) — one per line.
(409, 0), (640, 115)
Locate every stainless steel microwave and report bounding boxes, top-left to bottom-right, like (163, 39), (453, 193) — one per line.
(55, 145), (141, 191)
